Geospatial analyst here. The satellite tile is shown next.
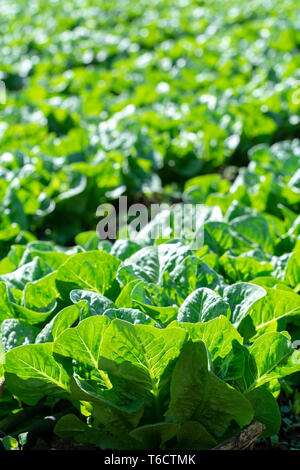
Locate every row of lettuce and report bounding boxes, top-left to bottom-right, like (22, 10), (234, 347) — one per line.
(0, 142), (299, 448)
(0, 0), (300, 450)
(0, 137), (299, 250)
(1, 0), (300, 243)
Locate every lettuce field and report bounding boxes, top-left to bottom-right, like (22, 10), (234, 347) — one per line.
(0, 0), (300, 451)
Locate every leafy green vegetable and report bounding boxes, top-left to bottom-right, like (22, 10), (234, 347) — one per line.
(0, 0), (300, 451)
